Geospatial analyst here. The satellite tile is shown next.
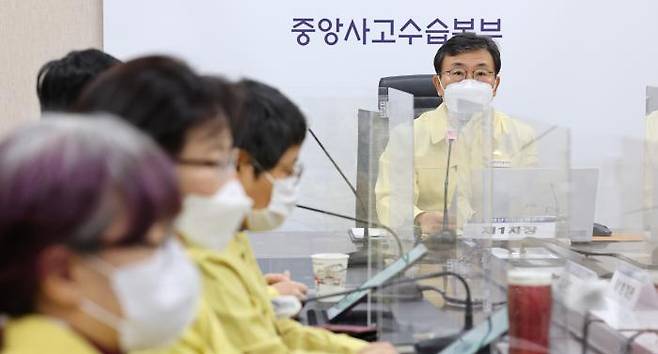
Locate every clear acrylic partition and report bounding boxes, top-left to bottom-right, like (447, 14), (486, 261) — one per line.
(587, 87), (658, 270)
(242, 87), (658, 351)
(569, 139), (658, 268)
(594, 136), (643, 236)
(251, 90), (416, 337)
(648, 86), (658, 245)
(555, 89), (658, 353)
(449, 111), (574, 353)
(369, 87), (417, 338)
(375, 87), (416, 245)
(578, 86), (658, 270)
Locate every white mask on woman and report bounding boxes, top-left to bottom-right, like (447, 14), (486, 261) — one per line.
(80, 239), (201, 351)
(175, 180), (253, 251)
(247, 173), (300, 232)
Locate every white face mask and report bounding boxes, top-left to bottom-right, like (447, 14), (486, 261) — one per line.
(247, 174), (300, 232)
(80, 239), (201, 351)
(175, 180), (253, 251)
(442, 79), (494, 132)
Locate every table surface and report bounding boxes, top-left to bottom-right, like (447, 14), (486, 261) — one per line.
(250, 229), (658, 353)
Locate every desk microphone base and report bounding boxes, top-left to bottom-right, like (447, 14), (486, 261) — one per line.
(423, 229), (457, 252)
(348, 247), (391, 267)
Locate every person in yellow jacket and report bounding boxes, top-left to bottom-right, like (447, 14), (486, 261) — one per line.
(206, 79), (397, 354)
(376, 33), (537, 235)
(76, 57), (245, 354)
(77, 57), (396, 353)
(0, 116), (201, 354)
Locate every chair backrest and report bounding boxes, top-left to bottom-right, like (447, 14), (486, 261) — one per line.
(647, 86), (658, 115)
(378, 74), (442, 118)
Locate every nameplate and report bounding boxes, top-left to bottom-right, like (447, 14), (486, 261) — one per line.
(463, 222), (556, 240)
(607, 264), (658, 310)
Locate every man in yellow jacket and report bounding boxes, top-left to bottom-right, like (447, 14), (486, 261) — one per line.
(376, 33), (537, 235)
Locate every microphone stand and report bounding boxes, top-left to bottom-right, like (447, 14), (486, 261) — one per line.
(296, 204), (404, 260)
(425, 135), (458, 251)
(307, 128), (382, 265)
(305, 270), (474, 353)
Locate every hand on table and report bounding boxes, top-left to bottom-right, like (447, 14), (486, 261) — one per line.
(265, 271), (308, 300)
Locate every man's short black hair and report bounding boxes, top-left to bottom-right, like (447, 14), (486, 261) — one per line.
(232, 80), (307, 174)
(433, 33), (501, 75)
(37, 49), (121, 112)
(75, 55), (229, 157)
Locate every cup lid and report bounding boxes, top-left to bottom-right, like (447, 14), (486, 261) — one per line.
(508, 268), (553, 286)
(311, 253), (350, 260)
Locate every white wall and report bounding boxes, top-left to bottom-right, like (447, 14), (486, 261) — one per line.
(0, 0), (103, 137)
(104, 0), (658, 228)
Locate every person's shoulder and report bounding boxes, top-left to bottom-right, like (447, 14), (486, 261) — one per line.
(415, 106), (444, 124)
(3, 315), (100, 354)
(493, 109), (517, 125)
(415, 108), (434, 121)
(495, 109), (536, 135)
(412, 106), (445, 139)
(185, 235), (245, 277)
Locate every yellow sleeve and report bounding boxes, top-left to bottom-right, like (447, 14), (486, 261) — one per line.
(203, 261), (290, 354)
(200, 256), (365, 354)
(268, 285), (280, 299)
(375, 144), (392, 226)
(275, 318), (367, 354)
(375, 140), (423, 227)
(2, 315), (102, 354)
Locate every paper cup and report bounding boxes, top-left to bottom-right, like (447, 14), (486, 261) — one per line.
(311, 253), (349, 302)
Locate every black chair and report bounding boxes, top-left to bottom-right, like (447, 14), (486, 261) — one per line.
(648, 86), (658, 114)
(378, 74), (442, 118)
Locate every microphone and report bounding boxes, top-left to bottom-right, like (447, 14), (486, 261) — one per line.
(296, 204), (403, 259)
(304, 270), (474, 353)
(622, 204), (658, 215)
(512, 125), (558, 158)
(425, 133), (457, 250)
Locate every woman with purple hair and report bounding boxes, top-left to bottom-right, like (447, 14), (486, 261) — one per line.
(0, 114), (201, 354)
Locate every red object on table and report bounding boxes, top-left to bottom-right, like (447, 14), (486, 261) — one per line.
(507, 269), (552, 354)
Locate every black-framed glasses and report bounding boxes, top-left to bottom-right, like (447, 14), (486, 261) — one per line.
(251, 158), (304, 181)
(441, 68), (496, 83)
(176, 151), (236, 177)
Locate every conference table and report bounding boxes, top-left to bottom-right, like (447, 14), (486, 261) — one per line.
(251, 229), (658, 353)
